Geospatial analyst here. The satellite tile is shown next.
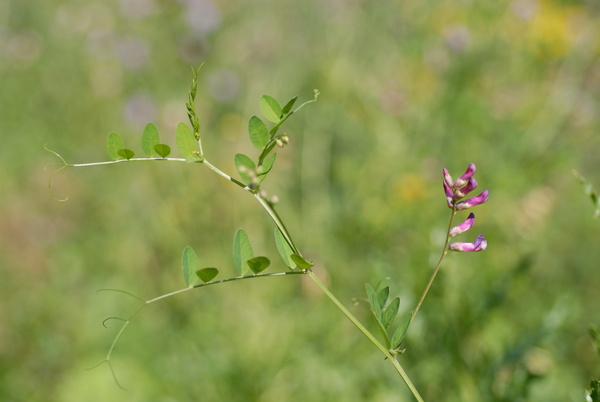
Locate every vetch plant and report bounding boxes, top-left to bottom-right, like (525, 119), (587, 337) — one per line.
(46, 67), (489, 401)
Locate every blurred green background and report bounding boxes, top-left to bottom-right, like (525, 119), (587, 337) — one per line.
(2, 0), (600, 400)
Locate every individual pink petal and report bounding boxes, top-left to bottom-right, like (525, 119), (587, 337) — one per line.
(455, 189), (488, 210)
(443, 181), (454, 207)
(454, 177), (478, 199)
(448, 234), (487, 252)
(443, 168), (454, 187)
(454, 163), (476, 188)
(449, 213), (475, 237)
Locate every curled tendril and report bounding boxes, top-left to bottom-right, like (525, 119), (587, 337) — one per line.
(44, 144), (72, 202)
(102, 316), (128, 330)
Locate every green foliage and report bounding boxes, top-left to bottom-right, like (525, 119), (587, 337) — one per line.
(117, 149), (134, 160)
(366, 284), (410, 351)
(186, 65), (202, 137)
(381, 297), (400, 329)
(248, 116), (270, 149)
(107, 132), (125, 160)
(390, 313), (411, 350)
(175, 122), (198, 159)
(234, 153), (256, 185)
(260, 95), (282, 123)
(281, 96), (297, 114)
(233, 229), (253, 275)
(182, 246), (200, 287)
(247, 256), (270, 274)
(154, 144), (171, 158)
(290, 253), (313, 270)
(257, 153), (277, 183)
(275, 228), (296, 269)
(141, 123), (160, 157)
(196, 267), (219, 283)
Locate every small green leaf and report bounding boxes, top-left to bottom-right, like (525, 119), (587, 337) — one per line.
(377, 287), (390, 309)
(233, 229), (253, 275)
(281, 96), (298, 114)
(290, 254), (313, 270)
(247, 256), (270, 274)
(107, 132), (125, 160)
(391, 312), (412, 350)
(176, 122), (198, 158)
(275, 228), (296, 269)
(142, 123), (160, 157)
(196, 267), (218, 283)
(117, 149), (135, 160)
(260, 95), (282, 123)
(248, 116), (269, 149)
(257, 153), (277, 183)
(234, 153), (256, 185)
(381, 297), (400, 329)
(366, 283), (382, 321)
(182, 246), (200, 286)
(154, 144), (171, 158)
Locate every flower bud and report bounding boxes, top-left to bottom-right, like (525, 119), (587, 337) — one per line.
(455, 189), (488, 210)
(454, 163), (476, 188)
(454, 177), (478, 199)
(449, 213), (475, 237)
(449, 234), (487, 252)
(443, 168), (454, 187)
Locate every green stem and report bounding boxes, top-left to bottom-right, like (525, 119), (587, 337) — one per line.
(411, 208), (456, 321)
(308, 271), (424, 402)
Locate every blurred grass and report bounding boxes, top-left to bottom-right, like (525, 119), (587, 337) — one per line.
(2, 0), (600, 400)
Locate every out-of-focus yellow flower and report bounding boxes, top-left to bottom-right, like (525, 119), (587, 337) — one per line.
(527, 0), (579, 59)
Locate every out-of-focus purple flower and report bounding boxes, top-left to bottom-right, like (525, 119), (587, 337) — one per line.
(449, 234), (487, 252)
(449, 213), (475, 237)
(454, 163), (476, 188)
(442, 164), (488, 209)
(442, 163), (489, 252)
(456, 189), (489, 210)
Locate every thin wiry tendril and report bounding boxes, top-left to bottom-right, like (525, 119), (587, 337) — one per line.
(44, 145), (71, 202)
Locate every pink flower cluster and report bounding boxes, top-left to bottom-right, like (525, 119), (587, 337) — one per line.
(443, 163), (488, 252)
